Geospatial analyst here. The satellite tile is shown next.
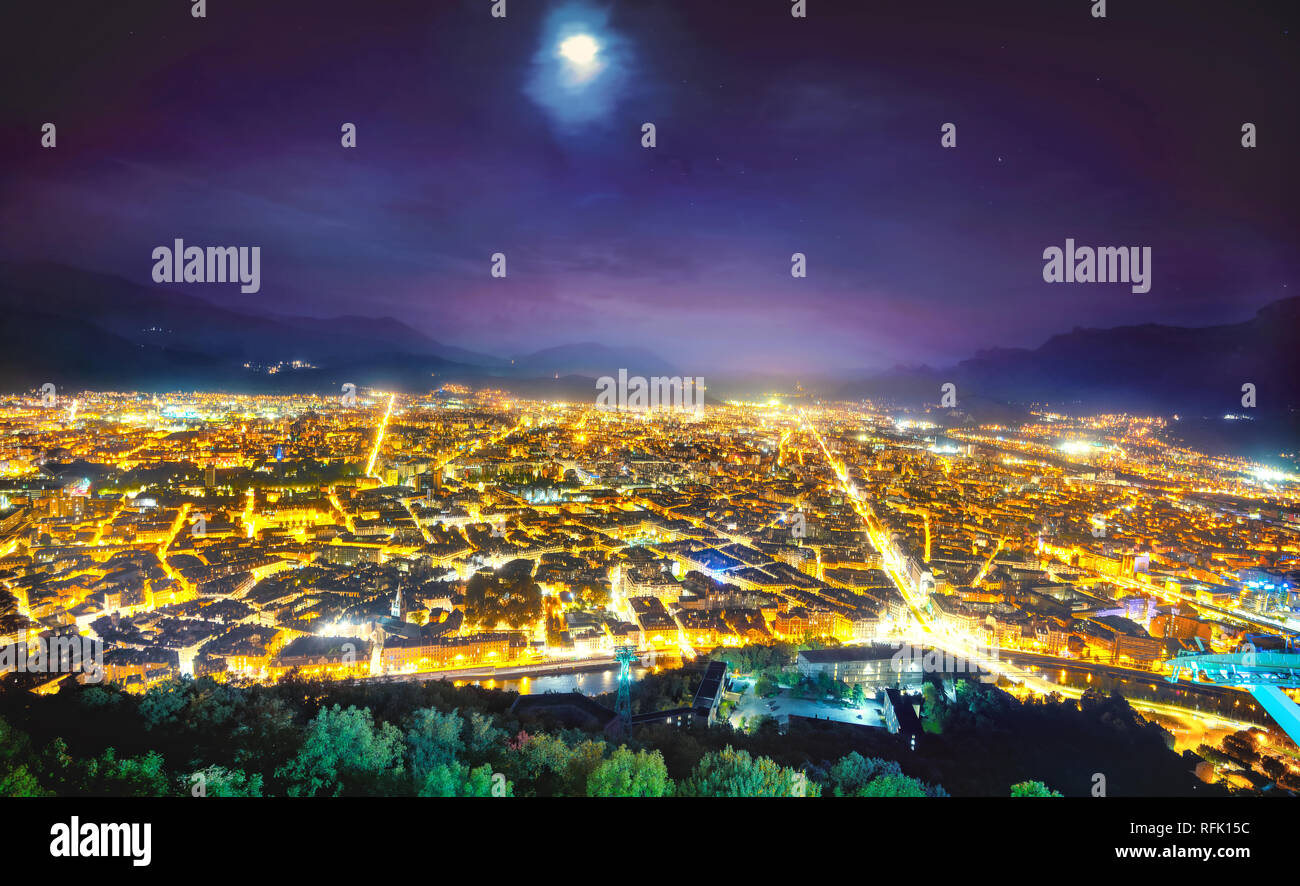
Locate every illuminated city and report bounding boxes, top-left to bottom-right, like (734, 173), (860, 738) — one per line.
(0, 0), (1295, 854)
(2, 383), (1298, 799)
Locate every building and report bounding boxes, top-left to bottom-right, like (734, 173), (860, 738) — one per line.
(379, 631), (515, 673)
(269, 635), (372, 679)
(882, 687), (923, 741)
(797, 644), (922, 692)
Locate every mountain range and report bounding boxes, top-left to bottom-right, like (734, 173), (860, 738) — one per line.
(0, 263), (676, 397)
(1, 263), (1296, 427)
(833, 296), (1300, 417)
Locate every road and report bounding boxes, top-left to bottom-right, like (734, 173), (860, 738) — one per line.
(798, 411), (1267, 737)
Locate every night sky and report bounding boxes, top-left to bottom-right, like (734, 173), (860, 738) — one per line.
(1, 0), (1295, 375)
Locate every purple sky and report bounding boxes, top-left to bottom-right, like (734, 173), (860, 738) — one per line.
(0, 0), (1295, 375)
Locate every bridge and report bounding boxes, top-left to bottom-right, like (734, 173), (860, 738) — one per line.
(1166, 649), (1300, 743)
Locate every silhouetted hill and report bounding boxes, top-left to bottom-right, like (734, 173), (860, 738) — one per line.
(0, 264), (689, 395)
(838, 297), (1300, 416)
(0, 309), (222, 391)
(0, 263), (494, 373)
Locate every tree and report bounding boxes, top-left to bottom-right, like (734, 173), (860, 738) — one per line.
(500, 732), (605, 797)
(1010, 780), (1062, 797)
(181, 678), (243, 734)
(231, 693), (299, 773)
(406, 708), (465, 781)
(0, 716), (47, 797)
(188, 765), (263, 797)
(828, 752), (901, 797)
(0, 762), (43, 797)
(587, 747), (673, 797)
(462, 710), (506, 766)
(78, 749), (173, 797)
(859, 774), (929, 797)
(138, 678), (192, 731)
(678, 746), (819, 797)
(573, 581), (611, 609)
(563, 739), (609, 795)
(419, 762), (510, 797)
(828, 754), (947, 797)
(276, 705), (404, 797)
(464, 571), (543, 630)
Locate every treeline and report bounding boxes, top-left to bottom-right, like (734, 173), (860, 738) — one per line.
(915, 681), (1229, 796)
(0, 677), (942, 797)
(0, 663), (1218, 796)
(716, 641), (1227, 796)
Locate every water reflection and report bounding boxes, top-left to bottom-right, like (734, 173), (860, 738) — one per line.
(464, 665), (649, 695)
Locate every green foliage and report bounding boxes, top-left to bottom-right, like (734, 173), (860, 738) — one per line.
(188, 765), (264, 797)
(497, 731), (608, 797)
(0, 657), (1225, 798)
(0, 717), (47, 797)
(406, 707), (466, 781)
(0, 762), (44, 797)
(229, 693), (299, 773)
(462, 710), (506, 765)
(571, 581), (610, 609)
(275, 705), (405, 797)
(858, 774), (929, 797)
(678, 745), (818, 797)
(626, 668), (701, 714)
(828, 752), (946, 797)
(710, 642), (799, 675)
(587, 747), (673, 797)
(419, 762), (509, 797)
(77, 748), (173, 797)
(138, 679), (192, 731)
(708, 640), (840, 676)
(828, 751), (901, 796)
(1010, 780), (1062, 797)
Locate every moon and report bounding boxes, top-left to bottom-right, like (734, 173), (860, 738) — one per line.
(559, 34), (599, 67)
(526, 5), (627, 129)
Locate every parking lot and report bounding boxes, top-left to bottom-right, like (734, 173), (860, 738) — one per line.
(729, 682), (886, 730)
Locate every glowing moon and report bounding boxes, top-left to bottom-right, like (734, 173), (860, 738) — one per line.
(559, 34), (599, 67)
(526, 8), (625, 127)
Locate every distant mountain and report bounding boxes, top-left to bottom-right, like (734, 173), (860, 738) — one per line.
(266, 313), (505, 368)
(0, 307), (222, 391)
(0, 263), (683, 397)
(0, 262), (497, 373)
(508, 342), (680, 378)
(2, 261), (1294, 432)
(837, 297), (1300, 416)
(0, 263), (496, 392)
